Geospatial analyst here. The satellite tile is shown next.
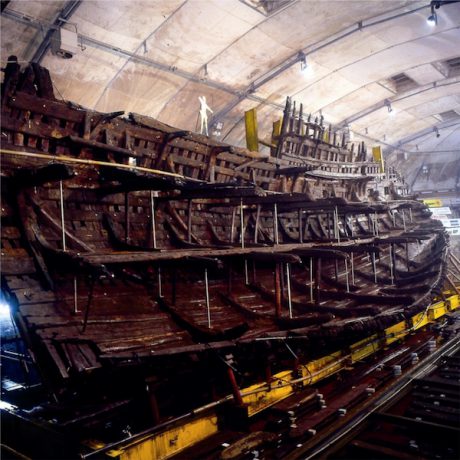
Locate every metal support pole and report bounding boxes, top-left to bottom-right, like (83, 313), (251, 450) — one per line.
(374, 212), (379, 237)
(286, 263), (292, 319)
(298, 209), (303, 243)
(406, 242), (410, 271)
(335, 206), (340, 242)
(402, 209), (406, 232)
(254, 204), (261, 244)
(227, 367), (243, 406)
(409, 207), (413, 223)
(230, 207), (236, 243)
(59, 180), (66, 251)
(389, 244), (394, 285)
(158, 266), (163, 298)
(309, 257), (314, 302)
(315, 258), (321, 306)
(124, 192), (129, 243)
(344, 259), (350, 293)
(244, 259), (249, 285)
(187, 199), (193, 243)
(73, 276), (79, 313)
(240, 198), (245, 248)
(205, 268), (211, 328)
(274, 203), (279, 245)
(274, 263), (282, 317)
(391, 210), (396, 227)
(351, 252), (355, 285)
(150, 191), (157, 249)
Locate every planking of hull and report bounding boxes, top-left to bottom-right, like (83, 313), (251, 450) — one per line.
(0, 58), (450, 444)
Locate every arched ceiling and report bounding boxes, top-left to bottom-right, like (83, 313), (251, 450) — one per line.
(2, 0), (460, 168)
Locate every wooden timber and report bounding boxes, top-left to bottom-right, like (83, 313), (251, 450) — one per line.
(0, 60), (449, 449)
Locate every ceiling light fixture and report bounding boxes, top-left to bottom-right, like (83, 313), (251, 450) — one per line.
(384, 99), (393, 114)
(298, 51), (308, 72)
(427, 5), (438, 25)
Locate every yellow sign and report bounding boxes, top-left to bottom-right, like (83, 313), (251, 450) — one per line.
(422, 199), (443, 207)
(372, 146), (384, 173)
(244, 108), (259, 152)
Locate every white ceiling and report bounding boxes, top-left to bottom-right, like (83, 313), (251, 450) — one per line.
(2, 0), (460, 183)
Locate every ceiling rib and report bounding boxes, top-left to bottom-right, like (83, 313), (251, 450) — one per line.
(383, 120), (460, 153)
(337, 77), (460, 128)
(209, 2), (430, 127)
(92, 0), (188, 110)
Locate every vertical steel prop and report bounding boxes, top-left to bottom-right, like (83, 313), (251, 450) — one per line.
(298, 209), (303, 243)
(187, 199), (193, 243)
(240, 198), (245, 249)
(335, 206), (340, 242)
(372, 252), (378, 283)
(73, 276), (79, 314)
(344, 258), (350, 293)
(205, 268), (211, 328)
(274, 203), (279, 245)
(274, 263), (282, 317)
(286, 263), (293, 319)
(350, 252), (355, 285)
(254, 204), (261, 244)
(158, 266), (163, 298)
(309, 257), (314, 302)
(150, 191), (157, 249)
(230, 207), (236, 243)
(59, 180), (66, 251)
(389, 244), (394, 284)
(244, 260), (249, 285)
(315, 257), (322, 306)
(124, 192), (129, 244)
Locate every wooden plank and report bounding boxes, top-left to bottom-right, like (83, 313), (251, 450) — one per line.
(1, 255), (36, 275)
(9, 92), (86, 123)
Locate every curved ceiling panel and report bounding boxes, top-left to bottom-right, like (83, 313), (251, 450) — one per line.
(1, 0), (459, 163)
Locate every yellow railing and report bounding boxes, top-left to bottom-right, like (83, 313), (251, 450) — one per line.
(91, 294), (459, 459)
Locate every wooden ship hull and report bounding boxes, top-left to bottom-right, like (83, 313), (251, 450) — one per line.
(0, 60), (450, 451)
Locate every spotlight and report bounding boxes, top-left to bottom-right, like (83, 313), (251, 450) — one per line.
(298, 51), (309, 73)
(384, 99), (393, 114)
(0, 299), (10, 318)
(427, 3), (438, 26)
(434, 126), (440, 138)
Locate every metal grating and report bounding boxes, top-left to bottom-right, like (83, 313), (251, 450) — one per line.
(240, 0), (294, 16)
(438, 110), (460, 122)
(445, 56), (460, 70)
(389, 73), (417, 92)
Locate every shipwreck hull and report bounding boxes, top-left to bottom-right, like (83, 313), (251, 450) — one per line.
(0, 61), (449, 440)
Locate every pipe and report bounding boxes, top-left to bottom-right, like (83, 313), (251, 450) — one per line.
(73, 276), (79, 313)
(205, 268), (211, 328)
(274, 203), (279, 245)
(286, 263), (293, 319)
(59, 180), (66, 251)
(158, 267), (163, 298)
(150, 191), (157, 249)
(240, 198), (245, 248)
(350, 252), (355, 285)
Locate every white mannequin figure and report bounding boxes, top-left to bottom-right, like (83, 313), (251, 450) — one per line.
(198, 96), (213, 135)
